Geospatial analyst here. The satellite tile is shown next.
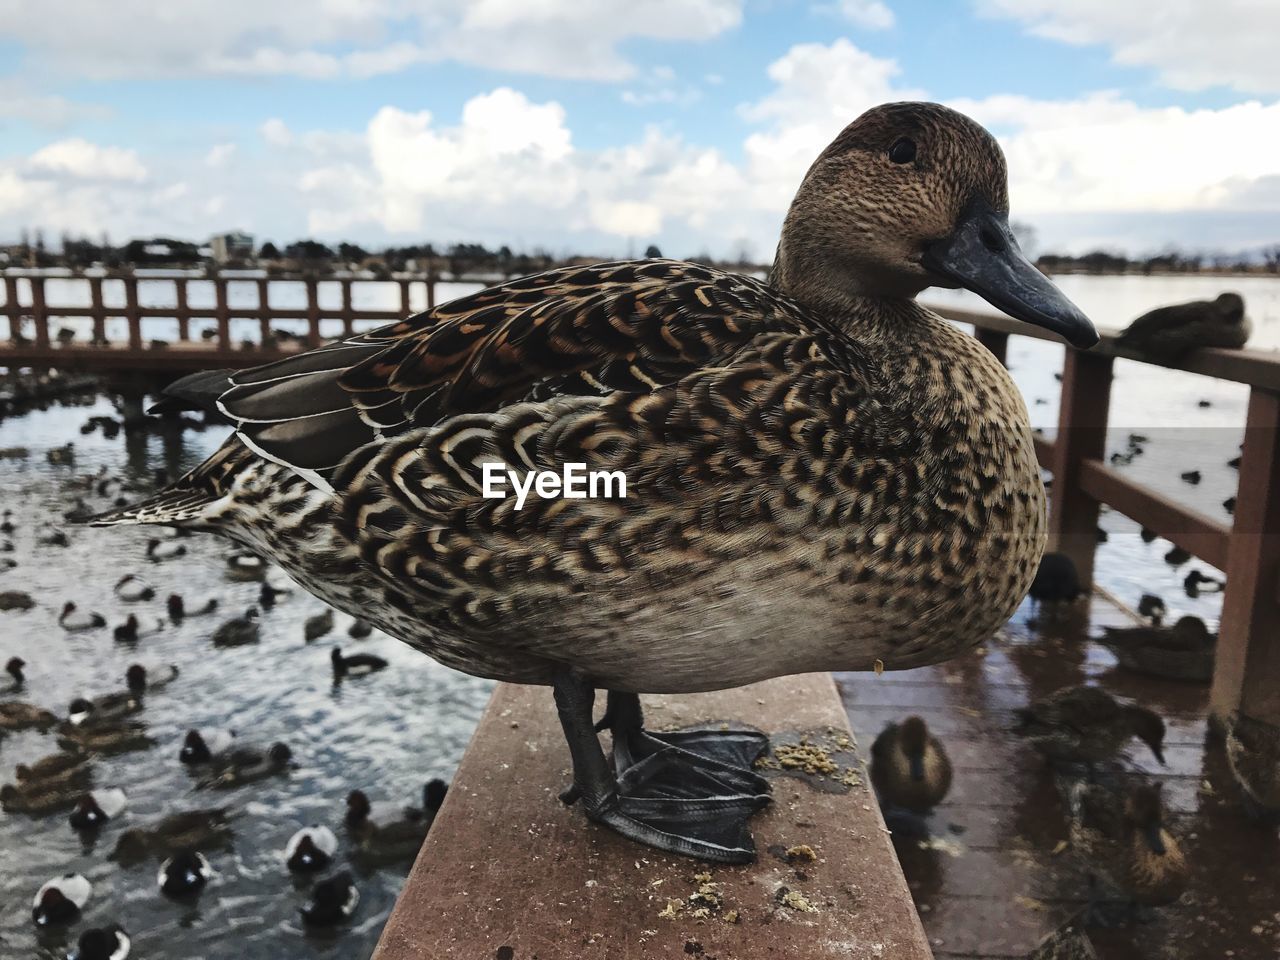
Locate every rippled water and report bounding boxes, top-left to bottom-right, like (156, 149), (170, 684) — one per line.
(2, 272), (1275, 956)
(0, 398), (493, 959)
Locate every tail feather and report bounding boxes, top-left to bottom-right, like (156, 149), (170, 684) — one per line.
(86, 487), (219, 527)
(149, 368), (236, 416)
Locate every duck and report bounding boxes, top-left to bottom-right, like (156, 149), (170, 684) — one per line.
(179, 728), (236, 765)
(285, 824), (339, 872)
(1116, 292), (1249, 363)
(89, 102), (1098, 864)
(114, 574), (156, 602)
(332, 647), (388, 679)
(0, 589), (34, 610)
(1068, 781), (1188, 921)
(1098, 616), (1215, 683)
(112, 613), (164, 643)
(1025, 917), (1097, 960)
(37, 523), (70, 547)
(166, 592), (218, 622)
(69, 788), (129, 830)
(1136, 593), (1165, 625)
(57, 721), (154, 756)
(2, 770), (93, 814)
(1028, 552), (1082, 619)
(211, 607), (260, 647)
(16, 750), (88, 782)
(345, 789), (430, 864)
(4, 655), (24, 690)
(226, 551), (267, 581)
(406, 778), (449, 827)
(1014, 686), (1165, 769)
(158, 848), (213, 898)
(32, 873), (92, 926)
(125, 663), (179, 696)
(0, 509), (14, 534)
(198, 742), (293, 789)
(59, 601), (106, 632)
(111, 808), (233, 865)
(869, 715), (952, 814)
(0, 700), (57, 731)
(1183, 569), (1224, 598)
(1164, 546), (1191, 566)
(300, 871), (359, 928)
(348, 618), (374, 639)
(258, 581), (289, 608)
(66, 692), (141, 727)
(304, 608), (334, 643)
(67, 925), (132, 960)
(146, 537), (186, 562)
(46, 442), (76, 466)
(1224, 712), (1280, 818)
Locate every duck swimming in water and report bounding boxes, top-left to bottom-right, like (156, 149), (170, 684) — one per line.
(285, 824), (339, 872)
(59, 601), (106, 632)
(301, 871), (359, 928)
(32, 873), (92, 926)
(68, 924), (131, 960)
(89, 102), (1096, 863)
(158, 848), (212, 898)
(69, 788), (128, 830)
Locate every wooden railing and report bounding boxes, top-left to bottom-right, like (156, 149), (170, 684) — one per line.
(949, 305), (1280, 726)
(2, 272), (1277, 723)
(0, 270), (446, 372)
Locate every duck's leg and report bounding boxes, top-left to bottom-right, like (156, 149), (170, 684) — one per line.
(552, 670), (769, 864)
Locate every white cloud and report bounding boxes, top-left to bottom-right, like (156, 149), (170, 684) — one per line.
(590, 200), (663, 236)
(832, 0), (894, 30)
(28, 139), (147, 182)
(205, 143), (237, 168)
(0, 0), (744, 82)
(260, 119), (293, 148)
(0, 82), (111, 128)
(979, 0), (1280, 94)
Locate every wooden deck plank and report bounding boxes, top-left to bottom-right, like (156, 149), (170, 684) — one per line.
(371, 675), (933, 960)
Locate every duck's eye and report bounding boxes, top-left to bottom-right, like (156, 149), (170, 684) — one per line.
(888, 138), (917, 164)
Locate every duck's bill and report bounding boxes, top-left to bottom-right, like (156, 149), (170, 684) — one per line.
(923, 201), (1099, 349)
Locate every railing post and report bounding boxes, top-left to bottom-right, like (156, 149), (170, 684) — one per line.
(31, 277), (50, 350)
(1211, 387), (1280, 726)
(398, 278), (410, 317)
(89, 276), (106, 345)
(123, 276), (141, 349)
(426, 266), (436, 311)
(4, 276), (21, 343)
(257, 278), (270, 346)
(175, 278), (190, 341)
(214, 277), (230, 351)
(1048, 348), (1114, 587)
(974, 327), (1008, 366)
(305, 277), (321, 347)
(341, 277), (354, 337)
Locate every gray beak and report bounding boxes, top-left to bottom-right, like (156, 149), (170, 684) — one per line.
(923, 199), (1099, 349)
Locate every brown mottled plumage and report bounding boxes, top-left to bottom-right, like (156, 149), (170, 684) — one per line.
(1116, 292), (1249, 363)
(1225, 712), (1280, 816)
(870, 715), (952, 813)
(1069, 782), (1189, 909)
(1098, 615), (1215, 683)
(90, 102), (1096, 862)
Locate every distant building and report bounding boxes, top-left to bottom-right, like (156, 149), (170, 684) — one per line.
(210, 231), (254, 263)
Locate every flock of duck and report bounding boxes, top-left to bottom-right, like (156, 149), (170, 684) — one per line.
(867, 548), (1279, 954)
(1, 493), (447, 959)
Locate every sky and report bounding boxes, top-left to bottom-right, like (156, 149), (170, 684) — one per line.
(0, 0), (1277, 260)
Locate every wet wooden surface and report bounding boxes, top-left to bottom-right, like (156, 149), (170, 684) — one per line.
(372, 674), (932, 960)
(840, 594), (1280, 960)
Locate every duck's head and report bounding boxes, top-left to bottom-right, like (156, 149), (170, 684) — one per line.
(68, 697), (95, 725)
(346, 789), (371, 826)
(268, 742), (294, 766)
(6, 656), (24, 681)
(1125, 706), (1167, 765)
(776, 101), (1097, 349)
(126, 664), (146, 694)
(180, 729), (210, 764)
(1125, 783), (1168, 855)
(898, 715), (931, 781)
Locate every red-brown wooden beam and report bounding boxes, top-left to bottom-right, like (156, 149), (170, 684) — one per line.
(175, 278), (190, 341)
(1048, 349), (1114, 587)
(305, 278), (321, 348)
(4, 276), (21, 343)
(1211, 387), (1280, 726)
(89, 276), (106, 345)
(123, 276), (141, 349)
(257, 278), (271, 345)
(214, 278), (230, 350)
(31, 277), (49, 350)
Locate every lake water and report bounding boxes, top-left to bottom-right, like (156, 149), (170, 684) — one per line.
(1, 272), (1276, 957)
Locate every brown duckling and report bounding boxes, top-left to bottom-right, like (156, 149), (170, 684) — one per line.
(1068, 781), (1188, 922)
(870, 715), (952, 814)
(0, 700), (58, 731)
(1098, 615), (1215, 684)
(1225, 712), (1280, 818)
(1014, 686), (1165, 769)
(304, 608), (335, 643)
(111, 808), (233, 865)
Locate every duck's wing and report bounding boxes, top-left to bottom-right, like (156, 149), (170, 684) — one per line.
(183, 260), (833, 486)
